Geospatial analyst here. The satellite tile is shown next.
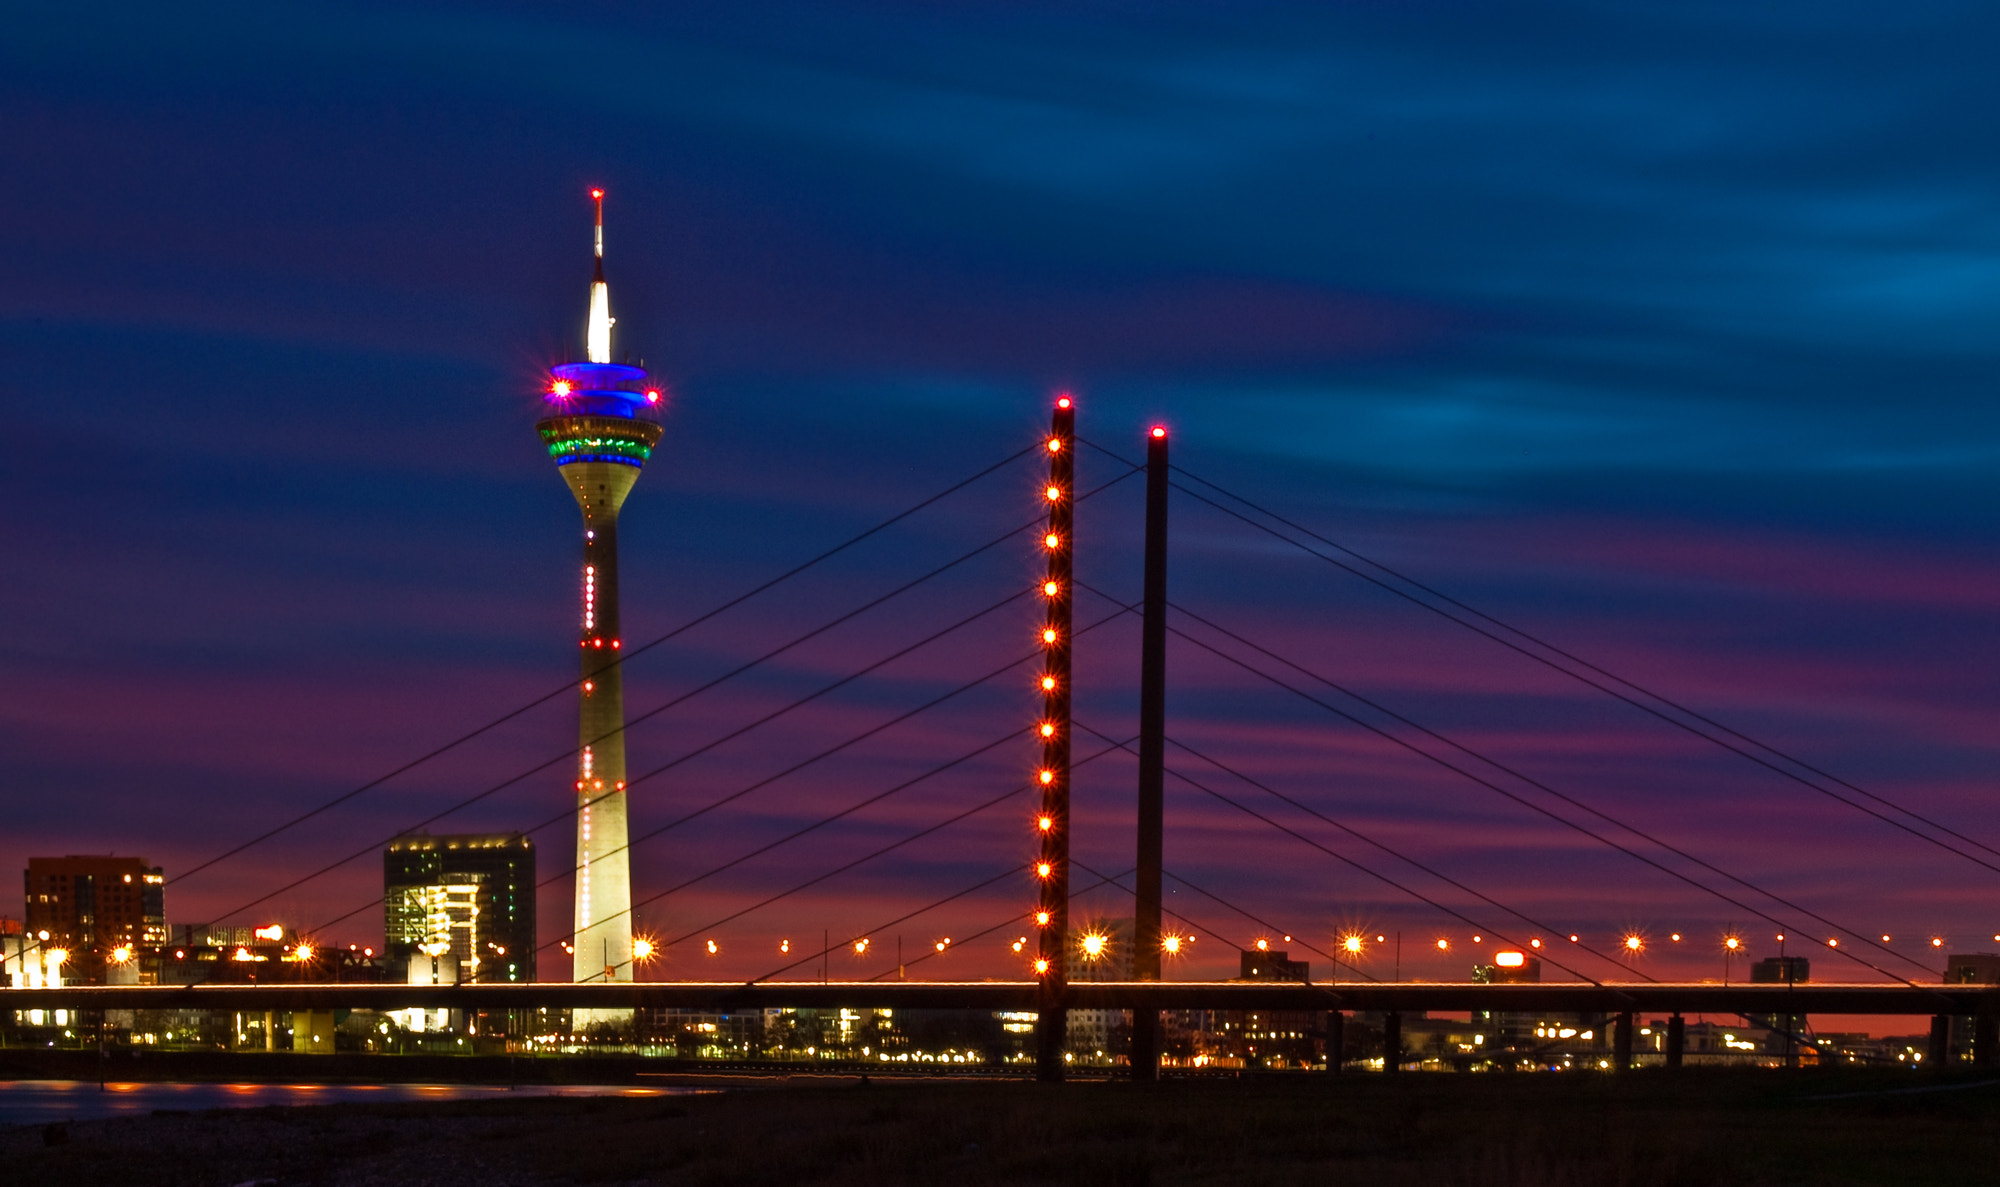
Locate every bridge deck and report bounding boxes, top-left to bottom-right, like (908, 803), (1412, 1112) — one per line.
(6, 980), (1993, 1015)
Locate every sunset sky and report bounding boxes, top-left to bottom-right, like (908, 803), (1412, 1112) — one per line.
(4, 2), (1997, 997)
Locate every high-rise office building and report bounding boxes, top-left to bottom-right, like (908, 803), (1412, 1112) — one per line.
(22, 855), (165, 984)
(383, 833), (535, 982)
(535, 188), (664, 999)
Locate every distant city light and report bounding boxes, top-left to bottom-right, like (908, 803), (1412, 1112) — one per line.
(854, 938), (870, 955)
(1624, 935), (1644, 952)
(1081, 933), (1107, 959)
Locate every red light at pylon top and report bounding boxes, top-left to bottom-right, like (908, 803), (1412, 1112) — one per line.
(1151, 426), (1167, 439)
(1056, 395), (1073, 409)
(591, 188), (604, 200)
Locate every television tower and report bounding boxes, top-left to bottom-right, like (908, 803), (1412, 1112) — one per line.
(535, 188), (664, 1009)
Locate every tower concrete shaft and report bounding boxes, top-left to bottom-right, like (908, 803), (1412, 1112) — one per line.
(567, 461), (642, 986)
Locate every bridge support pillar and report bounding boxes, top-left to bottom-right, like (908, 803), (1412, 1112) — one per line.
(1382, 1011), (1402, 1073)
(1130, 1011), (1160, 1082)
(1929, 1014), (1950, 1069)
(1613, 1011), (1633, 1071)
(1325, 1011), (1344, 1073)
(1974, 1015), (1998, 1068)
(1128, 423), (1170, 1085)
(1665, 1014), (1684, 1070)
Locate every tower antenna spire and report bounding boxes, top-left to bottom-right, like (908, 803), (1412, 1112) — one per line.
(586, 187), (612, 362)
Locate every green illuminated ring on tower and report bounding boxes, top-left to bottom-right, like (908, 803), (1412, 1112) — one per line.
(537, 415), (666, 469)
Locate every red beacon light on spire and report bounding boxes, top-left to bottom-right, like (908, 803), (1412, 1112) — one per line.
(590, 187), (604, 200)
(1056, 394), (1073, 410)
(1151, 426), (1166, 439)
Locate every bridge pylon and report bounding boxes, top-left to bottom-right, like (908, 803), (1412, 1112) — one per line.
(1034, 396), (1075, 1081)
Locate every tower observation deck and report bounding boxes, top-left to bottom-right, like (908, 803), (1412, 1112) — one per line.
(534, 189), (663, 1017)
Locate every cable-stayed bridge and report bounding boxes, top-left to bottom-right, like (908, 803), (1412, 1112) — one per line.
(8, 400), (1998, 1078)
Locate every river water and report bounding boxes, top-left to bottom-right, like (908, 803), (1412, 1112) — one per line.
(0, 1080), (697, 1128)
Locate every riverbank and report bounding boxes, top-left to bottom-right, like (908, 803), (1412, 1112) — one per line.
(5, 1068), (1999, 1185)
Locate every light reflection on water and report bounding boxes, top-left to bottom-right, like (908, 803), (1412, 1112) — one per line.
(0, 1081), (698, 1127)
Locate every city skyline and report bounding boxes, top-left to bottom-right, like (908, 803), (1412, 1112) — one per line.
(3, 3), (1998, 1002)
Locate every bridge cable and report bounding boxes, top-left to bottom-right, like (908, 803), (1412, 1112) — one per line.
(1071, 713), (1637, 981)
(852, 865), (1136, 984)
(172, 443), (1039, 889)
(1164, 460), (2000, 867)
(226, 511), (1075, 934)
(1068, 858), (1381, 983)
(1126, 446), (2000, 877)
(582, 734), (1141, 980)
(1068, 715), (1619, 986)
(304, 591), (1124, 942)
(1160, 594), (1949, 984)
(276, 466), (1141, 937)
(1120, 590), (1942, 989)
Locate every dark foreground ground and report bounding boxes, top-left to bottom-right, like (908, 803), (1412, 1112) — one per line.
(5, 1069), (1998, 1186)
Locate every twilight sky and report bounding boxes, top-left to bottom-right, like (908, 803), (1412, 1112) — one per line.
(3, 1), (1998, 992)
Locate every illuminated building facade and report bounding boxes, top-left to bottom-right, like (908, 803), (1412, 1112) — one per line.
(21, 855), (165, 985)
(383, 832), (535, 982)
(536, 189), (664, 1006)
